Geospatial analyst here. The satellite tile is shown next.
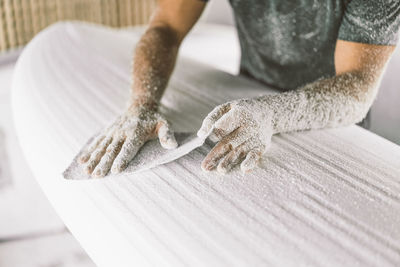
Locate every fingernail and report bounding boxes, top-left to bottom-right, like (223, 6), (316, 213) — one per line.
(209, 133), (219, 143)
(85, 165), (92, 174)
(164, 139), (178, 149)
(201, 164), (211, 172)
(79, 155), (89, 164)
(197, 129), (207, 138)
(206, 161), (217, 171)
(241, 163), (254, 174)
(170, 142), (178, 149)
(217, 164), (228, 174)
(198, 126), (214, 138)
(112, 163), (126, 174)
(93, 169), (102, 177)
(201, 161), (212, 172)
(242, 168), (253, 174)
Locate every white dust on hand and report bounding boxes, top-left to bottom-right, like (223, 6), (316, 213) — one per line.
(78, 106), (177, 178)
(77, 26), (181, 178)
(64, 132), (206, 180)
(197, 99), (274, 174)
(197, 69), (381, 175)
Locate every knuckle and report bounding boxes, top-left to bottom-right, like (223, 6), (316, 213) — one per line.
(214, 104), (223, 112)
(213, 128), (226, 138)
(222, 143), (233, 151)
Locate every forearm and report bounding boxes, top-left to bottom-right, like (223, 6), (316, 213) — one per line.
(130, 26), (179, 110)
(260, 71), (380, 134)
(197, 41), (394, 174)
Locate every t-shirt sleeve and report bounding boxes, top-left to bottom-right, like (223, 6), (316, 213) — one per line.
(338, 0), (400, 45)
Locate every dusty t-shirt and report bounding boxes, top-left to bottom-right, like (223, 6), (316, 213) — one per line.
(201, 0), (400, 90)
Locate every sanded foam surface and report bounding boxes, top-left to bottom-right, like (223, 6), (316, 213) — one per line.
(12, 22), (400, 267)
(63, 133), (207, 180)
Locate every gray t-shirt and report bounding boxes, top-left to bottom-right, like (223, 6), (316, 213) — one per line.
(201, 0), (400, 90)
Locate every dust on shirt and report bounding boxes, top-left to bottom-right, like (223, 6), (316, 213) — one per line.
(201, 0), (400, 90)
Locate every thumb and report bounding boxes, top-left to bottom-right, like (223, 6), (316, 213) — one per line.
(157, 119), (178, 149)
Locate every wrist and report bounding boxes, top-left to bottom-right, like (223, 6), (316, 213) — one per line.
(253, 96), (277, 134)
(129, 95), (159, 112)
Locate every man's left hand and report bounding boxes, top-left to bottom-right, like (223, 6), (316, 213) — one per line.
(197, 97), (273, 174)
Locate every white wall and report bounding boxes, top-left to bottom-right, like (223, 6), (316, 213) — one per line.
(201, 0), (234, 25)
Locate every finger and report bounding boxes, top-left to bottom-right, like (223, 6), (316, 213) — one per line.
(84, 136), (113, 174)
(209, 128), (228, 143)
(208, 132), (220, 143)
(92, 137), (125, 178)
(201, 128), (246, 171)
(212, 109), (241, 140)
(79, 134), (105, 163)
(157, 120), (178, 149)
(111, 136), (145, 173)
(79, 115), (122, 164)
(201, 142), (232, 172)
(217, 142), (248, 174)
(197, 103), (231, 138)
(241, 150), (261, 173)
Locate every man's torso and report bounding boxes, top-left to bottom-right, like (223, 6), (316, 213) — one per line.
(230, 0), (345, 90)
(226, 0), (399, 90)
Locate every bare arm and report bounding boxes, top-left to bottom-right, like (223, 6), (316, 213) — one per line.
(198, 40), (396, 173)
(79, 0), (206, 177)
(130, 0), (206, 110)
(265, 40), (396, 134)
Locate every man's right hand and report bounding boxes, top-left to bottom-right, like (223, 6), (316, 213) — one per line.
(78, 0), (207, 178)
(79, 106), (177, 178)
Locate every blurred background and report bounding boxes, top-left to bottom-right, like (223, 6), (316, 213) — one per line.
(0, 0), (398, 266)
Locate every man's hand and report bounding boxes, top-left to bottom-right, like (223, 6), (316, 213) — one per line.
(79, 106), (177, 177)
(197, 39), (397, 176)
(77, 0), (206, 178)
(197, 98), (273, 174)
